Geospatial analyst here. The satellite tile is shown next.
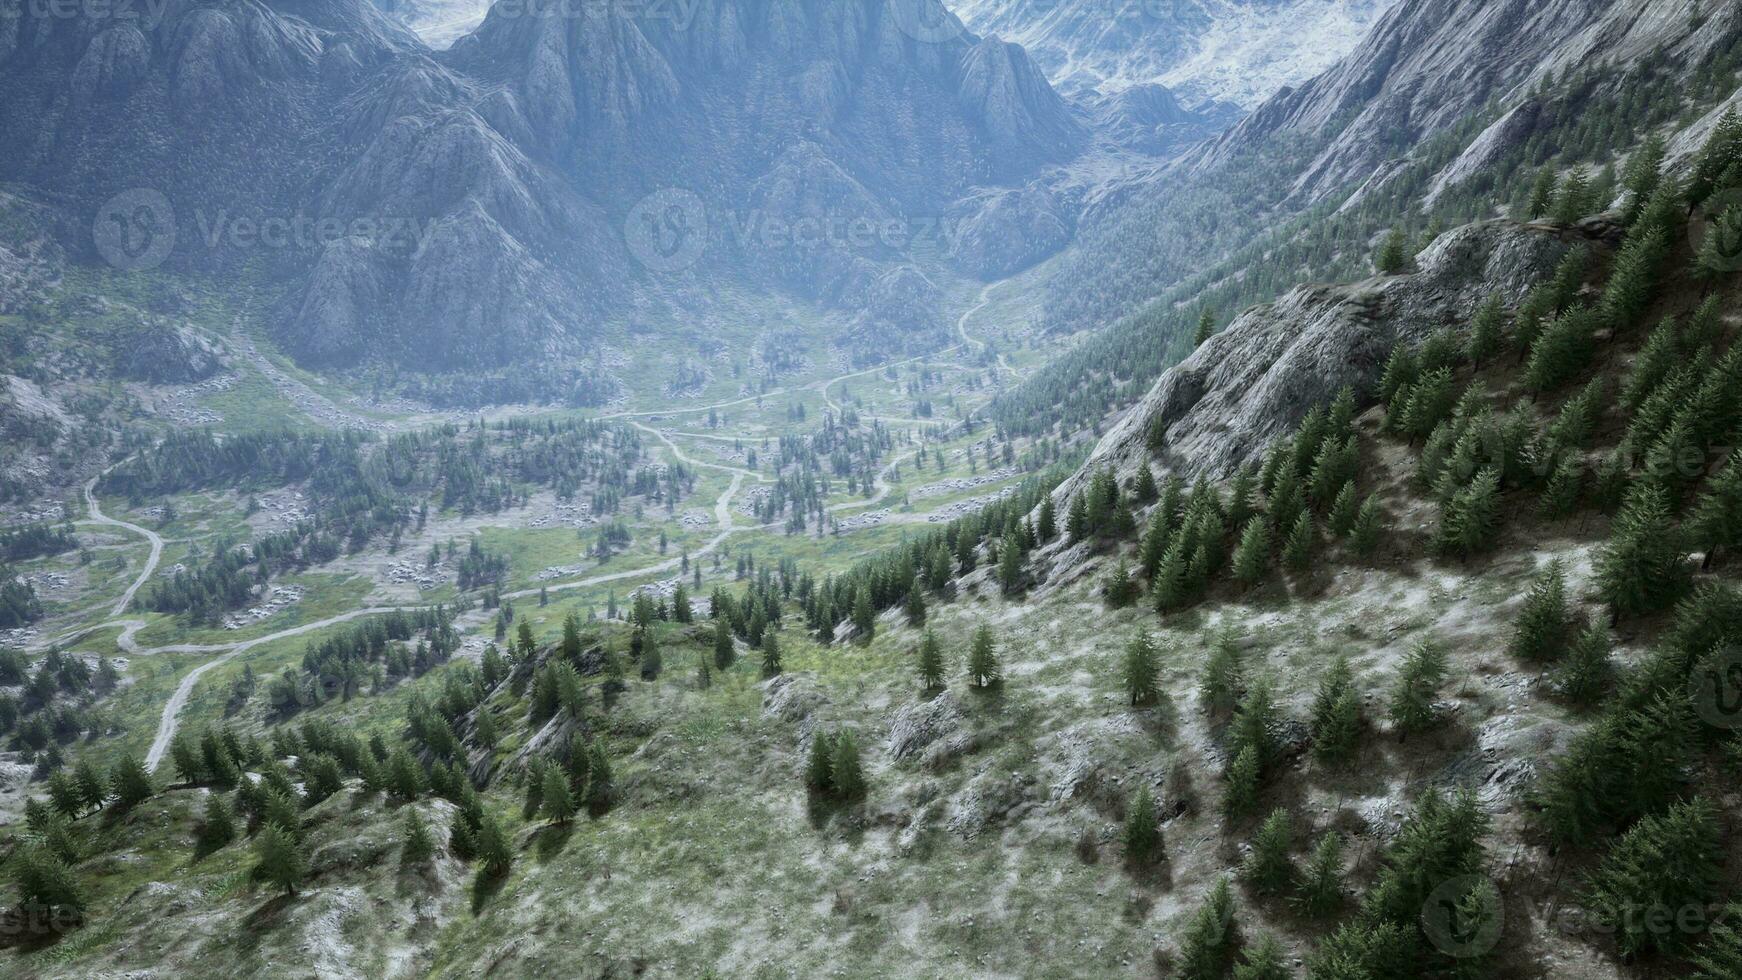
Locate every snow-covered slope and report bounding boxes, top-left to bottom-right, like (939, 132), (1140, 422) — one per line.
(952, 0), (1396, 108)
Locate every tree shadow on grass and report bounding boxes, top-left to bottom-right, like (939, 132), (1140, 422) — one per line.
(534, 822), (574, 862)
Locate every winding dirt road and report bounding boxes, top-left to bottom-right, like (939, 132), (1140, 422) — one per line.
(80, 477), (163, 618)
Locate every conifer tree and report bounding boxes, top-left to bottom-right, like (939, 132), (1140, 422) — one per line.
(584, 742), (612, 816)
(1123, 633), (1161, 706)
(1232, 517), (1271, 587)
(851, 587), (875, 641)
(1327, 482), (1359, 538)
(1066, 493), (1090, 543)
(12, 844), (86, 923)
(474, 813), (513, 879)
(998, 534), (1024, 596)
(1596, 484), (1691, 619)
(830, 731), (866, 801)
(542, 765), (575, 824)
(1620, 134), (1666, 225)
(1508, 561), (1572, 662)
(917, 631), (945, 692)
(109, 756), (153, 811)
(1309, 655), (1361, 765)
(1688, 108), (1742, 207)
(1194, 307), (1217, 347)
(1037, 495), (1057, 542)
(402, 808), (435, 864)
(1693, 450), (1742, 568)
(1294, 832), (1345, 918)
(761, 630), (782, 677)
(1241, 808), (1293, 895)
(1133, 465), (1159, 504)
(1694, 204), (1742, 284)
(1583, 797), (1722, 957)
(1558, 623), (1614, 707)
(1388, 640), (1448, 737)
(905, 580), (927, 626)
(1124, 786), (1162, 868)
(1104, 559), (1139, 609)
(966, 625), (1000, 690)
(1350, 496), (1385, 557)
(1224, 745), (1261, 819)
(254, 824), (305, 896)
(1525, 166), (1558, 219)
(1526, 307), (1600, 391)
(1283, 511), (1315, 571)
(1466, 294), (1506, 367)
(1176, 878), (1239, 980)
(197, 793), (236, 855)
(1539, 455), (1583, 520)
(1549, 166), (1591, 225)
(1153, 540), (1191, 612)
(1234, 934), (1289, 980)
(1375, 228), (1411, 274)
(714, 623), (735, 670)
(1435, 467), (1501, 559)
(1201, 634), (1243, 715)
(805, 731), (834, 795)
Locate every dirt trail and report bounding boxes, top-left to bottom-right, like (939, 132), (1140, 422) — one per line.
(80, 477), (164, 618)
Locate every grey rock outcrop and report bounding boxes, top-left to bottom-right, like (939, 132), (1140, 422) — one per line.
(1057, 219), (1579, 501)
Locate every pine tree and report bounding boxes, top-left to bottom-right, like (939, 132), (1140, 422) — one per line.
(1620, 133), (1666, 225)
(1375, 228), (1411, 274)
(1122, 632), (1161, 706)
(1526, 307), (1600, 391)
(1232, 517), (1271, 587)
(761, 630), (782, 677)
(1327, 481), (1359, 539)
(1525, 166), (1558, 219)
(905, 579), (927, 626)
(474, 813), (513, 879)
(851, 587), (875, 641)
(1597, 484), (1691, 619)
(1224, 744), (1261, 819)
(1692, 450), (1742, 568)
(584, 742), (612, 816)
(1695, 203), (1742, 284)
(1283, 511), (1315, 571)
(1066, 493), (1090, 543)
(1583, 797), (1722, 957)
(1466, 294), (1505, 367)
(1557, 623), (1614, 707)
(1294, 832), (1345, 918)
(1309, 655), (1360, 765)
(402, 808), (435, 864)
(1539, 454), (1583, 520)
(73, 759), (105, 813)
(1124, 786), (1162, 868)
(108, 756), (153, 811)
(1037, 494), (1057, 541)
(917, 631), (945, 692)
(1175, 878), (1238, 980)
(1508, 561), (1572, 662)
(541, 766), (575, 824)
(1350, 495), (1385, 556)
(1194, 307), (1217, 347)
(11, 844), (86, 922)
(1550, 166), (1591, 225)
(966, 625), (1000, 690)
(998, 534), (1024, 596)
(1152, 540), (1190, 612)
(1200, 633), (1243, 714)
(1241, 808), (1293, 895)
(197, 793), (236, 855)
(1234, 934), (1290, 980)
(1388, 640), (1448, 737)
(1104, 559), (1139, 608)
(1688, 107), (1742, 206)
(254, 824), (305, 896)
(714, 623), (736, 670)
(1435, 467), (1501, 559)
(830, 730), (866, 801)
(805, 731), (834, 795)
(170, 731), (204, 786)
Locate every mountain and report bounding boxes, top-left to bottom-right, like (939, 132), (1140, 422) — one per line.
(0, 0), (1085, 371)
(951, 0), (1396, 107)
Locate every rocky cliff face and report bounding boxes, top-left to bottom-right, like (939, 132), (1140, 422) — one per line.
(954, 0), (1395, 107)
(1192, 0), (1742, 203)
(0, 0), (1085, 371)
(1055, 219), (1583, 502)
